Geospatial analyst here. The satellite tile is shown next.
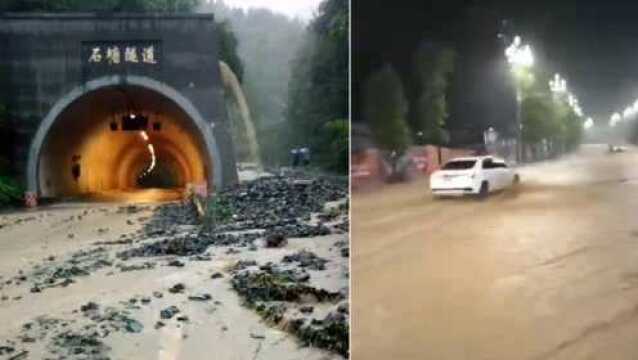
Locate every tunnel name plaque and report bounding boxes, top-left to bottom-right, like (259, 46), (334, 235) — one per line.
(82, 40), (162, 78)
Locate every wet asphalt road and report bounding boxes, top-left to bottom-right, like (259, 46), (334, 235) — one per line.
(352, 145), (638, 360)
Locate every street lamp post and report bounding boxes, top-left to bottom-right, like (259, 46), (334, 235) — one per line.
(505, 35), (534, 163)
(515, 87), (523, 161)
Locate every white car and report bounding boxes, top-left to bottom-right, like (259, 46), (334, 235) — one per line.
(430, 156), (519, 198)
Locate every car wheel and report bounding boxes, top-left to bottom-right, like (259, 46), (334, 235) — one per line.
(478, 181), (489, 199)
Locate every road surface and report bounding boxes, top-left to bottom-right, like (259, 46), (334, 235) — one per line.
(0, 186), (346, 359)
(352, 145), (638, 360)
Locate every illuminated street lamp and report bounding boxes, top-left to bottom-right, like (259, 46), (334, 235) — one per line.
(623, 106), (634, 119)
(505, 36), (534, 68)
(505, 35), (534, 162)
(584, 117), (594, 130)
(549, 73), (567, 94)
(610, 112), (622, 127)
(567, 94), (577, 107)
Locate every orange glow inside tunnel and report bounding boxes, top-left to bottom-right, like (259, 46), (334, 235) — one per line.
(37, 85), (211, 199)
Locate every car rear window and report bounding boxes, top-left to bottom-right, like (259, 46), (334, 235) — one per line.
(442, 160), (476, 170)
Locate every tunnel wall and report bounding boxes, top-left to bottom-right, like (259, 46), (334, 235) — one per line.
(0, 13), (238, 195)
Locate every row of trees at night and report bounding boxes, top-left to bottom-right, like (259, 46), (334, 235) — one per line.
(361, 44), (584, 169)
(362, 44), (456, 170)
(517, 70), (584, 161)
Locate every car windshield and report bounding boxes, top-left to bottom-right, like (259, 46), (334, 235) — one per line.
(442, 160), (476, 170)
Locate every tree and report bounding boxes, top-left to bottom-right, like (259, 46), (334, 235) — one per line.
(521, 95), (556, 145)
(363, 65), (411, 156)
(320, 119), (349, 173)
(565, 113), (583, 150)
(215, 20), (244, 82)
(285, 0), (348, 173)
(412, 44), (456, 145)
(203, 1), (306, 128)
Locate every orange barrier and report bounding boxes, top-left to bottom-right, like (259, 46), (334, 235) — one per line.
(24, 191), (38, 208)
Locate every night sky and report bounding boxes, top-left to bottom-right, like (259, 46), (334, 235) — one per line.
(353, 0), (638, 132)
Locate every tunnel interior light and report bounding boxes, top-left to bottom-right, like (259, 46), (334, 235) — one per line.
(147, 144), (156, 174)
(139, 131), (149, 141)
(138, 130), (156, 178)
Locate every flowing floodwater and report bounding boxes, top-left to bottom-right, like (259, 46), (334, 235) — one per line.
(219, 61), (261, 166)
(0, 173), (349, 359)
(352, 145), (638, 360)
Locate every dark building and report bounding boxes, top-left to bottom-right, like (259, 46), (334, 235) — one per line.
(0, 13), (237, 199)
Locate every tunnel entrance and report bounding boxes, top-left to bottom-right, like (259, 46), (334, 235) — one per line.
(37, 84), (212, 200)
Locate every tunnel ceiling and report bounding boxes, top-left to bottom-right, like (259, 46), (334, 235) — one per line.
(38, 85), (211, 198)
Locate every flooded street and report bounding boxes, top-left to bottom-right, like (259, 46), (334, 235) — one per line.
(352, 145), (638, 359)
(0, 175), (348, 360)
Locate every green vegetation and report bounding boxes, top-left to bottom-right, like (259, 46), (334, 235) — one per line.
(360, 44), (455, 178)
(362, 65), (413, 179)
(320, 119), (349, 174)
(203, 195), (233, 226)
(412, 45), (456, 145)
(202, 2), (307, 167)
(285, 0), (349, 173)
(215, 20), (244, 83)
(363, 65), (411, 156)
(518, 71), (584, 160)
(521, 96), (557, 144)
(0, 176), (21, 207)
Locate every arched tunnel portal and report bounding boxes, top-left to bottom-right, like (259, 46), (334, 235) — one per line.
(29, 77), (222, 200)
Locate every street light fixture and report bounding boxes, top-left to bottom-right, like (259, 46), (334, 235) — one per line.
(505, 36), (534, 68)
(610, 112), (621, 127)
(623, 106), (634, 119)
(549, 73), (567, 94)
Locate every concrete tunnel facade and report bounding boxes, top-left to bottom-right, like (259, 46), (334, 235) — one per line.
(0, 13), (238, 201)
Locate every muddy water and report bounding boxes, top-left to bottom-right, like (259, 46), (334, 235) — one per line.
(352, 145), (638, 360)
(0, 202), (344, 359)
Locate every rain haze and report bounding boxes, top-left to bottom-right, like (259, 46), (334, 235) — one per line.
(206, 0), (319, 20)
